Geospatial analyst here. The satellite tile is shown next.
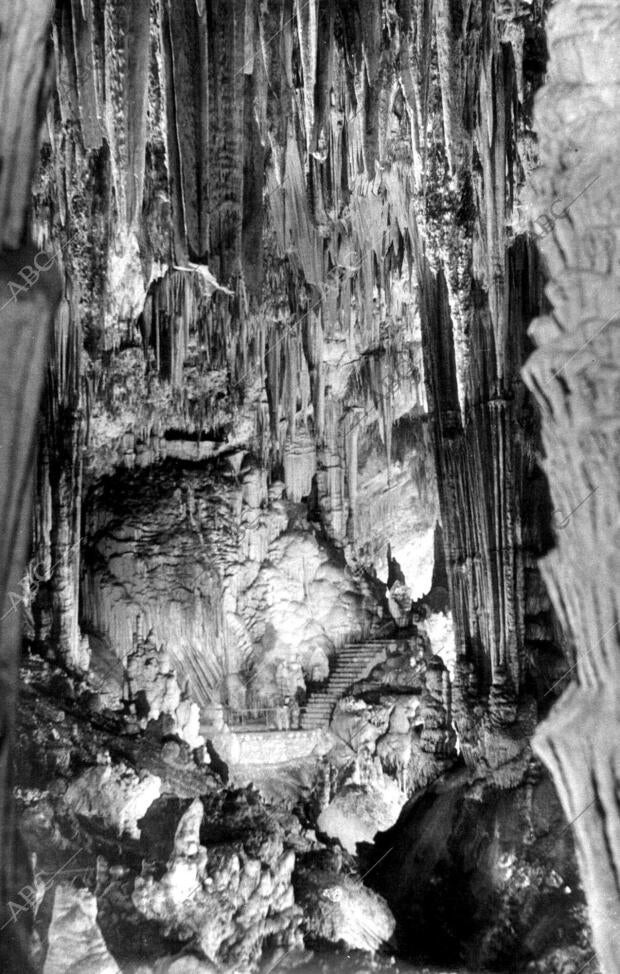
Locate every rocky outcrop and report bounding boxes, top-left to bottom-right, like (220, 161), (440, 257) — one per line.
(126, 625), (205, 751)
(62, 759), (161, 840)
(295, 867), (395, 954)
(43, 885), (122, 974)
(132, 798), (302, 971)
(317, 777), (407, 856)
(81, 460), (382, 712)
(368, 769), (590, 970)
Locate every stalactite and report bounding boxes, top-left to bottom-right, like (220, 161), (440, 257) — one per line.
(41, 292), (85, 670)
(161, 0), (210, 261)
(31, 0), (561, 788)
(295, 0), (318, 155)
(205, 0), (247, 280)
(433, 0), (464, 176)
(55, 0), (103, 148)
(344, 413), (360, 539)
(103, 0), (151, 231)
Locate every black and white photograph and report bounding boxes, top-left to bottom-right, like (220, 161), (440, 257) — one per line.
(0, 1), (618, 972)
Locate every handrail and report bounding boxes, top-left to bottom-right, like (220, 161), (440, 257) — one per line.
(223, 704), (300, 729)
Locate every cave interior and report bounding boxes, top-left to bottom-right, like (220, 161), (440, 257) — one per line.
(0, 0), (618, 972)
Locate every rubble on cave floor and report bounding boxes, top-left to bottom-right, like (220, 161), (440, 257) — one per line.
(14, 609), (585, 974)
(12, 648), (403, 973)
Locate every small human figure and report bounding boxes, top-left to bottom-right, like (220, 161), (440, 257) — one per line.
(274, 698), (288, 730)
(281, 697), (291, 730)
(288, 696), (300, 730)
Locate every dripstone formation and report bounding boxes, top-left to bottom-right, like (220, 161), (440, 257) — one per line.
(0, 0), (617, 972)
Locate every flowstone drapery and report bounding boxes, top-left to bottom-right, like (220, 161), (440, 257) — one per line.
(0, 3), (60, 968)
(522, 1), (620, 969)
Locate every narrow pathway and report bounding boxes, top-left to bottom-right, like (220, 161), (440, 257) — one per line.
(300, 640), (402, 729)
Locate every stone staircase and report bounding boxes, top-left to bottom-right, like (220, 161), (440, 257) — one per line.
(300, 640), (397, 730)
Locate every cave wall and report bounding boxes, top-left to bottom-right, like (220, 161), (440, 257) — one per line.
(0, 1), (61, 967)
(3, 0), (620, 968)
(521, 0), (620, 969)
(17, 0), (593, 924)
(29, 1), (562, 712)
(30, 0), (444, 690)
(80, 458), (380, 709)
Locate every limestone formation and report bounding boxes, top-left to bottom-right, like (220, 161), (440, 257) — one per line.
(0, 0), (617, 971)
(132, 798), (302, 970)
(43, 885), (122, 974)
(126, 626), (205, 752)
(519, 1), (620, 967)
(62, 759), (162, 839)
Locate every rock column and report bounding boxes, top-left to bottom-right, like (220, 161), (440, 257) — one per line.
(0, 2), (60, 967)
(522, 1), (620, 969)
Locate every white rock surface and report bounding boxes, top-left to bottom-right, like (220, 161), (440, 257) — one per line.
(300, 872), (396, 953)
(317, 778), (407, 854)
(62, 760), (161, 839)
(127, 633), (205, 751)
(132, 799), (301, 968)
(43, 885), (122, 974)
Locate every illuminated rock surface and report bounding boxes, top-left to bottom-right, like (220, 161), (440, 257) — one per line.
(0, 0), (617, 972)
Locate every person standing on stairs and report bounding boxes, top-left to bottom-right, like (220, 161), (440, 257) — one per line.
(288, 695), (300, 730)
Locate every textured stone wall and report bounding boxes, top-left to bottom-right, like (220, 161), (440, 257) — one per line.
(521, 0), (620, 969)
(31, 2), (559, 712)
(0, 3), (60, 968)
(2, 0), (619, 968)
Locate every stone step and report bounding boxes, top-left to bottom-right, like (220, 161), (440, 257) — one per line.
(335, 664), (379, 669)
(299, 640), (396, 729)
(338, 645), (388, 652)
(339, 649), (380, 655)
(344, 641), (397, 647)
(336, 651), (383, 658)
